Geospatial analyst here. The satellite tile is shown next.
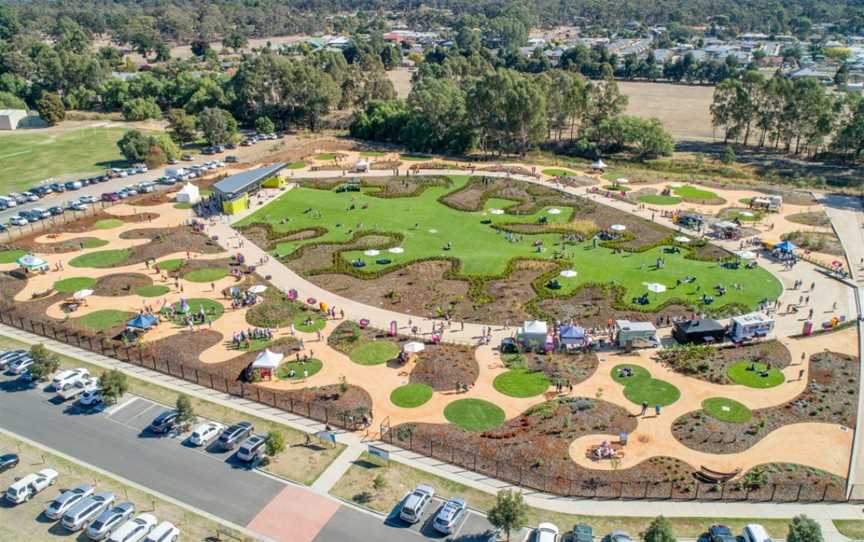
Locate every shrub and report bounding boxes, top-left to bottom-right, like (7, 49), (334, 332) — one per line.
(98, 369), (128, 405)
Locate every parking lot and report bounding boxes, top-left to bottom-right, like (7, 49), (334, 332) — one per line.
(382, 495), (500, 541)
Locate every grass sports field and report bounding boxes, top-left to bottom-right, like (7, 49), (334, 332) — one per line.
(238, 176), (782, 311)
(0, 127), (131, 192)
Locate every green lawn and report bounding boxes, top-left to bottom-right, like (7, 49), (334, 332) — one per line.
(293, 311), (326, 333)
(76, 309), (133, 331)
(834, 521), (864, 539)
(0, 249), (25, 264)
(739, 197), (752, 205)
(79, 239), (109, 249)
(237, 175), (781, 311)
(360, 151), (387, 157)
(0, 127), (132, 192)
(673, 185), (720, 201)
(726, 209), (762, 222)
(277, 358), (323, 380)
(165, 298), (224, 324)
(542, 168), (576, 177)
(69, 249), (131, 268)
(157, 258), (184, 271)
(727, 361), (785, 388)
(349, 341), (400, 365)
(287, 161), (306, 169)
(135, 285), (170, 297)
(173, 202), (193, 210)
(315, 153), (337, 161)
(53, 276), (96, 293)
(400, 154), (430, 161)
(611, 364), (680, 407)
(183, 267), (228, 282)
(390, 383), (434, 408)
(94, 218), (124, 230)
(444, 398), (505, 432)
(702, 397), (752, 423)
(638, 195), (682, 205)
(493, 367), (550, 398)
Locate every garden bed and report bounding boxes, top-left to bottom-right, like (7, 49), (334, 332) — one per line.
(93, 273), (154, 297)
(656, 340), (791, 384)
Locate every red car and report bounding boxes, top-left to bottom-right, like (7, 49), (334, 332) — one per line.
(101, 192), (119, 202)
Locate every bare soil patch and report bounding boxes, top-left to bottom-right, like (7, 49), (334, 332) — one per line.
(619, 81), (715, 142)
(781, 231), (843, 257)
(409, 343), (480, 391)
(93, 273), (152, 297)
(9, 236), (107, 254)
(786, 211), (831, 227)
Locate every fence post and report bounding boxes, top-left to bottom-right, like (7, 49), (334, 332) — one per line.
(770, 484), (777, 501)
(795, 484), (803, 501)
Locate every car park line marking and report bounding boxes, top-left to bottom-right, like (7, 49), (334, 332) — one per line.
(104, 397), (136, 415)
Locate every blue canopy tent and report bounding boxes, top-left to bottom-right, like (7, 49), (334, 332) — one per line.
(127, 314), (158, 330)
(559, 324), (587, 348)
(775, 240), (797, 253)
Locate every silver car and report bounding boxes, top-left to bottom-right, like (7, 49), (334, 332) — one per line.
(86, 502), (135, 540)
(45, 484), (94, 520)
(62, 491), (115, 531)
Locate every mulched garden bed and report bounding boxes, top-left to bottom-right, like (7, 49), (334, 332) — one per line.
(504, 350), (599, 386)
(440, 177), (585, 215)
(781, 231), (844, 257)
(657, 340), (791, 384)
(671, 350), (857, 454)
(536, 284), (691, 328)
(409, 343), (479, 391)
(285, 234), (397, 274)
(391, 397), (700, 496)
(9, 236), (108, 254)
(93, 273), (153, 297)
(120, 226), (225, 258)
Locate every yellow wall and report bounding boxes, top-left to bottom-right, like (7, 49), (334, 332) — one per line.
(222, 193), (249, 215)
(262, 175), (284, 188)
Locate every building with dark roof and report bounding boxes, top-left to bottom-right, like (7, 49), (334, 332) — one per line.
(212, 163), (286, 214)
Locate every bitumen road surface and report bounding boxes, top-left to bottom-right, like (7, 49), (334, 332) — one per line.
(0, 371), (503, 541)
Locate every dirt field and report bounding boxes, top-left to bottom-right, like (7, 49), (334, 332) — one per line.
(388, 68), (414, 99)
(619, 81), (716, 142)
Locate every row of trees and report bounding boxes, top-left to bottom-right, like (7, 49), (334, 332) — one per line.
(710, 70), (864, 160)
(351, 68), (673, 159)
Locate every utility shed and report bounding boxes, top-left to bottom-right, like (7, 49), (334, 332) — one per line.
(212, 163), (286, 214)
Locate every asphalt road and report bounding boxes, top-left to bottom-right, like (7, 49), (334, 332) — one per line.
(0, 372), (504, 541)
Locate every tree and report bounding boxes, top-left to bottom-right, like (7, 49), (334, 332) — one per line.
(121, 97), (161, 121)
(487, 490), (527, 542)
(642, 516), (675, 542)
(0, 91), (26, 110)
(28, 344), (60, 381)
(168, 109), (198, 144)
(175, 394), (196, 427)
(629, 117), (675, 158)
(787, 515), (823, 542)
(190, 38), (211, 57)
(721, 145), (736, 164)
(255, 116), (275, 134)
(223, 32), (248, 53)
(117, 130), (151, 162)
(98, 369), (128, 405)
(36, 92), (65, 125)
(264, 431), (286, 458)
(197, 107), (236, 145)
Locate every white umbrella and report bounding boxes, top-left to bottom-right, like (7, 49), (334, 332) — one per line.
(403, 341), (425, 353)
(736, 250), (757, 260)
(669, 183), (683, 188)
(560, 269), (577, 278)
(615, 178), (629, 184)
(389, 247), (405, 254)
(674, 236), (691, 243)
(547, 208), (562, 215)
(428, 229), (438, 234)
(249, 285), (267, 294)
(739, 211), (755, 217)
(363, 249), (380, 256)
(645, 283), (667, 293)
(490, 209), (505, 215)
(73, 289), (93, 300)
(610, 224), (626, 232)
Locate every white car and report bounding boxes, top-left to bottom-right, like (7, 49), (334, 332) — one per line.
(79, 195), (97, 204)
(52, 368), (90, 391)
(188, 421), (224, 447)
(45, 484), (95, 520)
(79, 387), (103, 407)
(8, 356), (33, 374)
(399, 485), (434, 523)
(8, 216), (28, 226)
(5, 468), (58, 504)
(144, 521), (179, 542)
(536, 522), (560, 542)
(109, 513), (157, 542)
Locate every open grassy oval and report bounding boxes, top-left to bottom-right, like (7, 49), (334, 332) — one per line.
(390, 383), (434, 408)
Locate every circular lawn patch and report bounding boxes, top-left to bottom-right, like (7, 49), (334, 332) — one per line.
(135, 285), (170, 297)
(286, 161), (306, 169)
(390, 383), (434, 408)
(739, 197), (752, 205)
(0, 249), (26, 264)
(53, 276), (96, 294)
(673, 185), (719, 201)
(183, 267), (228, 283)
(493, 367), (550, 398)
(277, 358), (323, 380)
(167, 298), (224, 323)
(610, 364), (651, 384)
(702, 397), (752, 423)
(349, 341), (400, 365)
(727, 361), (785, 388)
(293, 312), (326, 333)
(315, 153), (337, 161)
(611, 364), (680, 407)
(638, 195), (682, 205)
(76, 309), (133, 331)
(542, 168), (576, 177)
(79, 239), (109, 249)
(69, 249), (131, 268)
(444, 399), (505, 432)
(94, 218), (124, 230)
(157, 258), (184, 271)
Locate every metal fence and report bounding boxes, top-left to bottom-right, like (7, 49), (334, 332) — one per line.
(381, 423), (850, 503)
(0, 311), (366, 432)
(0, 201), (121, 245)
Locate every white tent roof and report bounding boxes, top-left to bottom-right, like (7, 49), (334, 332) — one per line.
(17, 254), (47, 268)
(178, 182), (199, 196)
(251, 349), (284, 370)
(521, 320), (548, 335)
(592, 159), (607, 169)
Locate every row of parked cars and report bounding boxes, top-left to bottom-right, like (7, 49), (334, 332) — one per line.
(148, 411), (266, 461)
(3, 466), (179, 542)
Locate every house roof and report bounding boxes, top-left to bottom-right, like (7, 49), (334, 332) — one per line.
(731, 312), (773, 326)
(616, 320), (656, 332)
(212, 163), (286, 199)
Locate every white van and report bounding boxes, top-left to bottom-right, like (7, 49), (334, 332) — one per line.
(742, 524), (772, 542)
(0, 196), (16, 208)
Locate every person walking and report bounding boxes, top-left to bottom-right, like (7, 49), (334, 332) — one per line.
(654, 404), (661, 416)
(640, 401), (648, 417)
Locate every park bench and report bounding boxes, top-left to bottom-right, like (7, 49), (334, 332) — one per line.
(694, 465), (741, 483)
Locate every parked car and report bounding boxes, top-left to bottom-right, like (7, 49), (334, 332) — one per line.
(31, 186), (50, 196)
(102, 192), (120, 202)
(67, 201), (87, 211)
(86, 502), (135, 540)
(432, 497), (466, 534)
(48, 206), (65, 215)
(399, 485), (434, 523)
(137, 182), (155, 193)
(156, 177), (176, 186)
(535, 522), (560, 542)
(217, 421), (253, 450)
(8, 356), (33, 374)
(571, 523), (593, 542)
(181, 154), (193, 161)
(79, 388), (103, 407)
(148, 411), (179, 434)
(0, 196), (16, 208)
(709, 524), (737, 542)
(62, 492), (115, 531)
(144, 521), (179, 542)
(8, 216), (28, 227)
(64, 181), (82, 190)
(49, 183), (66, 192)
(79, 195), (97, 204)
(52, 368), (90, 391)
(225, 155), (238, 163)
(97, 175), (111, 183)
(0, 350), (27, 369)
(5, 468), (58, 504)
(167, 159), (178, 165)
(605, 531), (633, 542)
(45, 484), (95, 520)
(237, 434), (266, 462)
(742, 524), (772, 542)
(58, 376), (99, 402)
(108, 513), (157, 542)
(23, 191), (40, 202)
(0, 453), (19, 472)
(189, 421), (224, 447)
